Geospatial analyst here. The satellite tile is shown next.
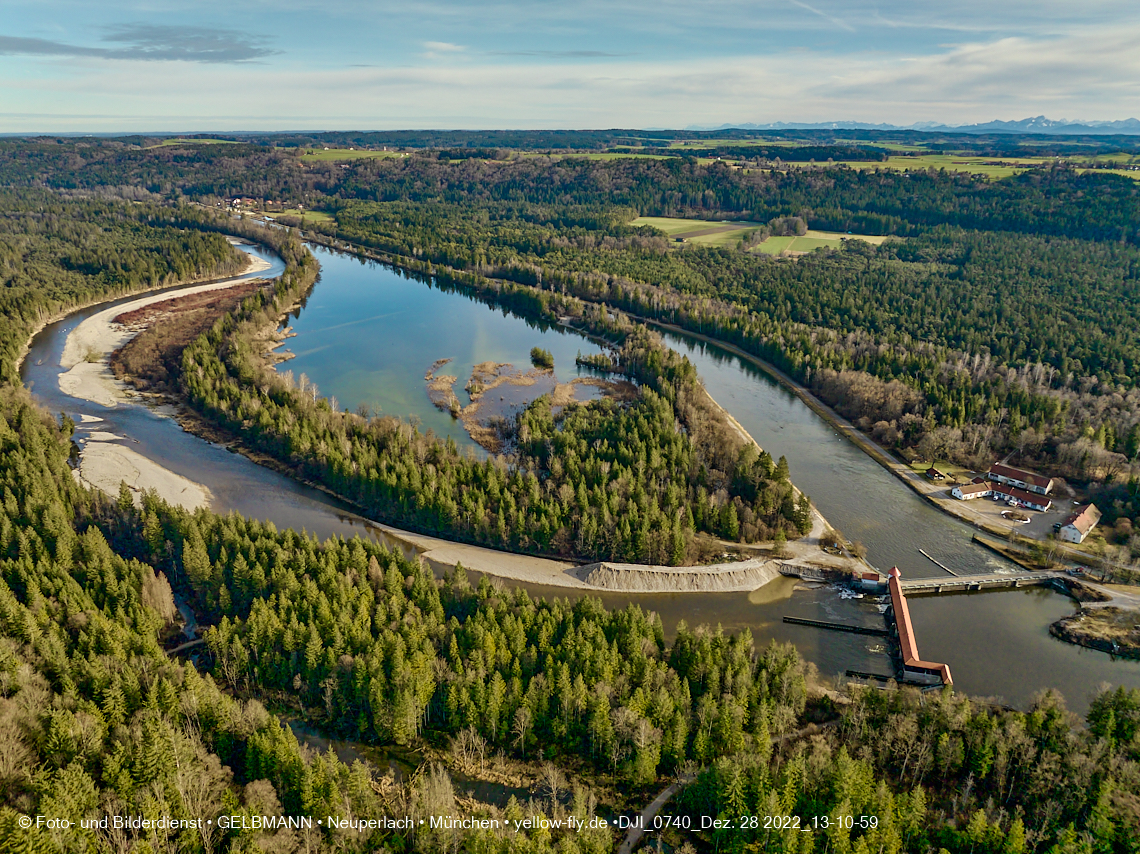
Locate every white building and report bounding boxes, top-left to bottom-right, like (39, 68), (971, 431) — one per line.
(1058, 504), (1101, 544)
(951, 480), (991, 500)
(987, 463), (1054, 496)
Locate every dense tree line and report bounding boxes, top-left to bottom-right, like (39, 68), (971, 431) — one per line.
(0, 384), (614, 854)
(0, 193), (1137, 853)
(4, 370), (1138, 852)
(0, 206), (624, 853)
(678, 685), (1140, 853)
(178, 235), (809, 562)
(295, 196), (1140, 504)
(18, 144), (1128, 537)
(0, 190), (245, 383)
(151, 492), (811, 781)
(4, 141), (1139, 243)
(315, 198), (1140, 388)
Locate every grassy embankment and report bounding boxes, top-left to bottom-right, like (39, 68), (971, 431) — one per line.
(1051, 607), (1140, 657)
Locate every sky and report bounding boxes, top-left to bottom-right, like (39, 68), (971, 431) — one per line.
(1, 0), (1138, 132)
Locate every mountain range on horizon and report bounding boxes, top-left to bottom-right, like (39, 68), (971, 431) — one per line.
(686, 116), (1140, 136)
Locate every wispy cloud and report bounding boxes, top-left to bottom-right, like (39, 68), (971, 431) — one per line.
(421, 40), (466, 59)
(488, 50), (629, 58)
(1, 0), (1138, 130)
(0, 25), (276, 63)
(789, 0), (855, 33)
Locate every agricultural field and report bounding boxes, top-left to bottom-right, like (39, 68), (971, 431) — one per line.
(753, 230), (892, 255)
(631, 216), (765, 247)
(632, 217), (894, 253)
(830, 153), (1053, 178)
(269, 208), (335, 224)
(550, 152), (672, 161)
(144, 138), (240, 148)
(300, 148), (404, 161)
(1080, 168), (1140, 179)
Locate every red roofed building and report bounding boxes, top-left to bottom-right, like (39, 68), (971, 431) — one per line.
(888, 567), (953, 687)
(987, 463), (1054, 495)
(859, 572), (886, 591)
(1058, 504), (1102, 544)
(989, 482), (1052, 511)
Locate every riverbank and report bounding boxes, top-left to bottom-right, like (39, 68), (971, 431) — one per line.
(14, 239), (264, 378)
(72, 431), (213, 510)
(172, 397), (862, 592)
(284, 228), (1011, 554)
(1050, 607), (1140, 658)
(107, 235), (869, 592)
(633, 318), (1140, 575)
(45, 250), (271, 510)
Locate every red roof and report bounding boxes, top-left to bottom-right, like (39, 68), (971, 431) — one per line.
(1062, 504), (1102, 535)
(990, 482), (1051, 507)
(888, 569), (953, 686)
(988, 463), (1052, 490)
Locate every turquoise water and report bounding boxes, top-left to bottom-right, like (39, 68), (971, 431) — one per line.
(276, 245), (609, 450)
(24, 239), (1140, 711)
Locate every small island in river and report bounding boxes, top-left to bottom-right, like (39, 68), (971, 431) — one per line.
(1051, 606), (1140, 658)
(425, 357), (635, 452)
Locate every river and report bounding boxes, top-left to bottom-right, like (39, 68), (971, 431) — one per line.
(22, 241), (1140, 712)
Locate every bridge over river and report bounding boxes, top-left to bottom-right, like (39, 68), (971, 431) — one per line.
(899, 571), (1064, 595)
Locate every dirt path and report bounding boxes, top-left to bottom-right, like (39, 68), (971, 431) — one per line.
(617, 773), (696, 854)
(617, 720), (839, 853)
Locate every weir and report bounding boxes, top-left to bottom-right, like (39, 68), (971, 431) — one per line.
(887, 567), (953, 687)
(782, 616), (889, 636)
(899, 571), (1062, 595)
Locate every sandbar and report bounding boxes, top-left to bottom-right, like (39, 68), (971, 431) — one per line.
(75, 440), (211, 511)
(53, 251), (269, 510)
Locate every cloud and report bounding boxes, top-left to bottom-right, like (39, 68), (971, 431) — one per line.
(488, 50), (629, 58)
(788, 0), (855, 33)
(0, 25), (276, 63)
(1, 5), (1139, 131)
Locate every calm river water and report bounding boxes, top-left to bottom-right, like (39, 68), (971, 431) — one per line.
(23, 242), (1140, 712)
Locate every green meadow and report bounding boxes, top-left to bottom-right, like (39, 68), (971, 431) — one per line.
(300, 148), (404, 161)
(830, 154), (1051, 178)
(753, 230), (892, 255)
(272, 209), (336, 224)
(145, 138), (240, 148)
(632, 217), (894, 253)
(631, 216), (765, 247)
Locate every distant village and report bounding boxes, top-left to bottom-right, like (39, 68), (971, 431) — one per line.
(928, 461), (1102, 544)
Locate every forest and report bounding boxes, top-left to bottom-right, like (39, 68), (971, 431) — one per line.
(175, 227), (810, 562)
(1, 145), (1140, 852)
(11, 140), (1139, 537)
(0, 343), (1137, 852)
(0, 191), (246, 385)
